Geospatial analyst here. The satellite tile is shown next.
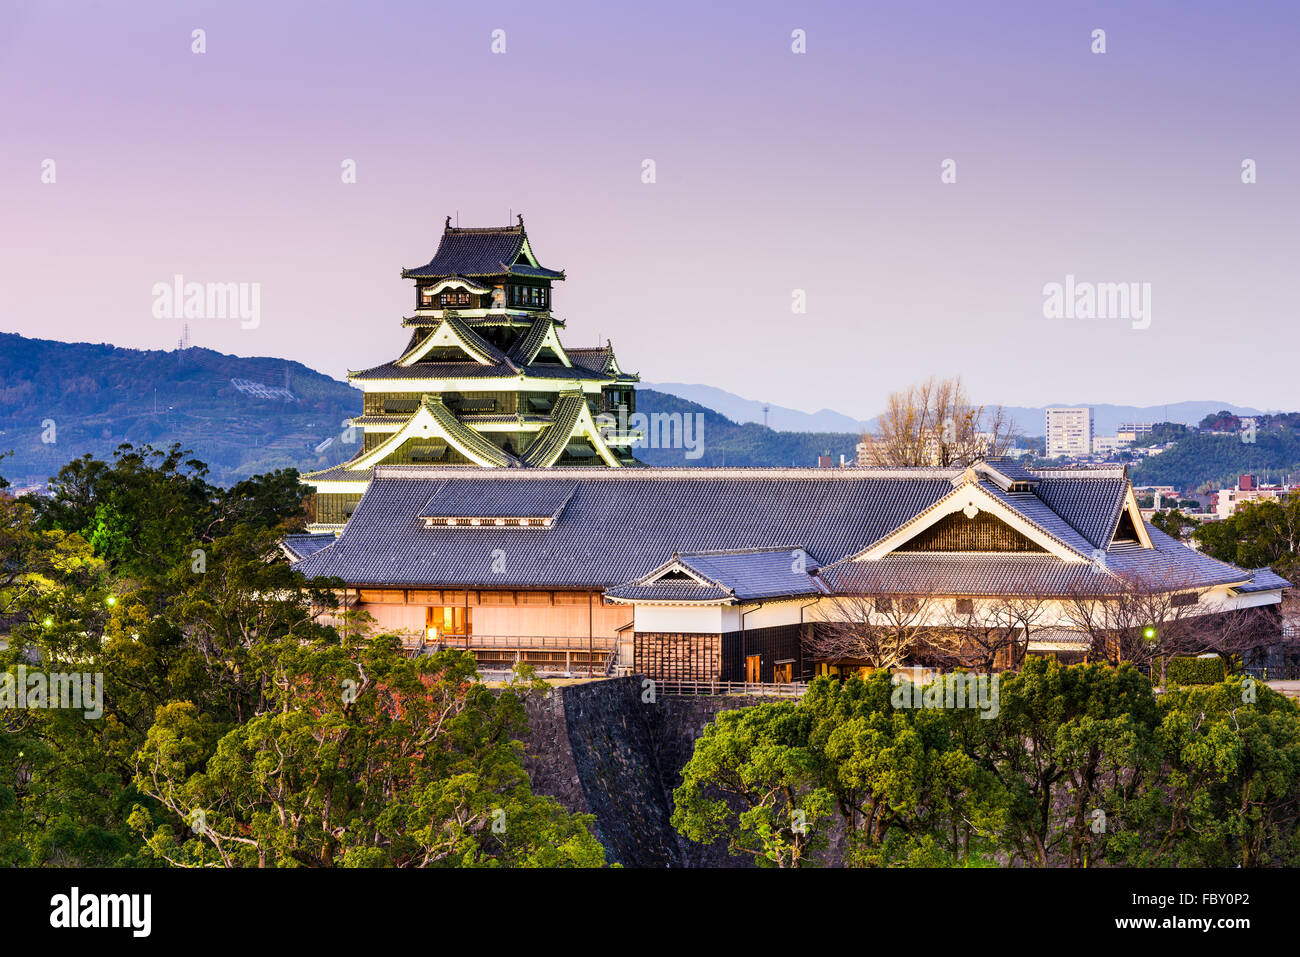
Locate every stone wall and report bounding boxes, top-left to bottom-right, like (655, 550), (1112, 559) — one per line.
(518, 675), (772, 867)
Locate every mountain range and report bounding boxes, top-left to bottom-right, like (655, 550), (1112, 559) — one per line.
(0, 332), (1285, 488)
(646, 382), (1273, 437)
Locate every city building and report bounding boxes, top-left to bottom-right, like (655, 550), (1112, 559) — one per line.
(1045, 407), (1094, 458)
(1212, 474), (1297, 520)
(1117, 422), (1155, 443)
(1091, 435), (1128, 456)
(299, 217), (642, 532)
(289, 460), (1289, 682)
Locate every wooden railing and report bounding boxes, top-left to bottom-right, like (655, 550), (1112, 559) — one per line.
(410, 633), (617, 652)
(645, 679), (809, 699)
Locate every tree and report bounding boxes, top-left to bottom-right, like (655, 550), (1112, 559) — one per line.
(4, 445), (601, 868)
(1150, 509), (1196, 540)
(1142, 679), (1300, 866)
(671, 703), (833, 867)
(859, 376), (1012, 467)
(803, 673), (1006, 866)
(972, 657), (1160, 867)
(1194, 497), (1300, 583)
(131, 645), (606, 868)
(808, 590), (949, 671)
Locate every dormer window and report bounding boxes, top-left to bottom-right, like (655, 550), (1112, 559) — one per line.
(438, 288), (471, 308)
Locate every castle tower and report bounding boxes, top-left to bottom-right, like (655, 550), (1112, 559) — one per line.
(302, 216), (641, 531)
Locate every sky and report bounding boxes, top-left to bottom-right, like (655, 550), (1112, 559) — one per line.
(1, 0), (1297, 420)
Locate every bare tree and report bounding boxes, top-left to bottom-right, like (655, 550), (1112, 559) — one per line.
(808, 592), (953, 671)
(988, 595), (1051, 669)
(860, 375), (1014, 467)
(1061, 568), (1236, 685)
(928, 596), (1057, 672)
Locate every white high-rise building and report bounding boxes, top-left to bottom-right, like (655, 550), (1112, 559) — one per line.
(1046, 407), (1094, 459)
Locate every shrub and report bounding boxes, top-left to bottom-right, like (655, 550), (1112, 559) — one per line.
(1165, 656), (1227, 686)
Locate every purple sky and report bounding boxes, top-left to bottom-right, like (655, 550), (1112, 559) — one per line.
(2, 0), (1297, 418)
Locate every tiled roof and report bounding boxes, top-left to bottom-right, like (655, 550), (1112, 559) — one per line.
(506, 315), (554, 364)
(976, 481), (1096, 557)
(682, 549), (822, 600)
(507, 263), (565, 279)
(290, 466), (1267, 601)
(1032, 477), (1128, 548)
(979, 458), (1039, 485)
(420, 395), (518, 467)
(605, 581), (733, 603)
(817, 554), (1110, 596)
(348, 359), (610, 382)
(292, 468), (963, 587)
(1101, 527), (1252, 589)
(418, 481), (576, 521)
(607, 549), (821, 603)
(299, 464), (374, 483)
(1235, 568), (1293, 593)
(282, 533), (338, 561)
(566, 345), (612, 373)
(1027, 627), (1093, 650)
(520, 392), (586, 467)
(440, 314), (518, 368)
(401, 221), (564, 280)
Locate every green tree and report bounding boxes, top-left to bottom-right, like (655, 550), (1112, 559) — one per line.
(131, 645), (605, 867)
(1142, 679), (1300, 866)
(804, 672), (1006, 866)
(1194, 497), (1300, 581)
(1150, 509), (1196, 540)
(972, 657), (1159, 867)
(672, 703), (833, 867)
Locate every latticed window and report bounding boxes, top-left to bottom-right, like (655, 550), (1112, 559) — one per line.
(314, 493), (361, 525)
(895, 511), (1047, 552)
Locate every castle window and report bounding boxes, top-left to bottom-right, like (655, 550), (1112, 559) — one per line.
(439, 288), (471, 307)
(511, 285), (547, 308)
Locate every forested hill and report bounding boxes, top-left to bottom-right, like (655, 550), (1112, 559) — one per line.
(0, 334), (861, 485)
(1130, 429), (1300, 491)
(630, 389), (860, 467)
(0, 333), (363, 486)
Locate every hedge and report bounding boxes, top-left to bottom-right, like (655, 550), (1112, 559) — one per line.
(1165, 656), (1228, 686)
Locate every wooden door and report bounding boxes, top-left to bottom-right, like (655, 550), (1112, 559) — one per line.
(745, 654), (761, 683)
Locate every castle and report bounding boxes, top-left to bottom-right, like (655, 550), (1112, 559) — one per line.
(301, 217), (640, 531)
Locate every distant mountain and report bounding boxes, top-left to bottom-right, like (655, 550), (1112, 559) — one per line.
(0, 333), (363, 486)
(632, 390), (858, 467)
(0, 334), (858, 486)
(645, 382), (871, 434)
(0, 334), (1283, 486)
(646, 382), (1273, 438)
